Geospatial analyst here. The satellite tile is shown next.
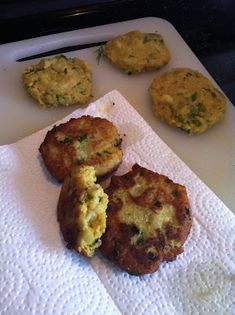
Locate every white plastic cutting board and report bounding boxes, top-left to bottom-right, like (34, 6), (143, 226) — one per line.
(0, 17), (234, 212)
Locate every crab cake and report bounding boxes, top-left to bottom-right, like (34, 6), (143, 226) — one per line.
(39, 115), (122, 182)
(150, 67), (226, 134)
(22, 54), (92, 108)
(105, 30), (170, 74)
(100, 164), (192, 275)
(58, 165), (108, 257)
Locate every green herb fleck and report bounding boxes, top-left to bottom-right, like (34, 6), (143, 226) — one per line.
(76, 159), (84, 165)
(177, 115), (185, 123)
(190, 105), (198, 117)
(56, 94), (66, 102)
(96, 150), (111, 156)
(184, 207), (191, 219)
(197, 102), (206, 112)
(186, 72), (193, 77)
(147, 251), (157, 261)
(143, 33), (158, 43)
(86, 194), (93, 201)
(78, 199), (84, 206)
(59, 137), (71, 144)
(191, 92), (197, 101)
(103, 150), (111, 155)
(43, 92), (53, 97)
(95, 45), (105, 64)
(60, 54), (68, 60)
(68, 57), (75, 62)
(136, 231), (144, 245)
(185, 128), (192, 134)
(72, 66), (80, 73)
(64, 68), (68, 74)
(192, 119), (202, 127)
(172, 190), (180, 197)
(25, 66), (37, 74)
(112, 138), (120, 146)
(211, 91), (217, 98)
(153, 199), (162, 208)
(77, 135), (88, 142)
(172, 240), (181, 248)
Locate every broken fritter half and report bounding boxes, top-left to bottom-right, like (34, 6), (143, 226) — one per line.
(100, 164), (192, 275)
(57, 165), (108, 257)
(39, 115), (123, 182)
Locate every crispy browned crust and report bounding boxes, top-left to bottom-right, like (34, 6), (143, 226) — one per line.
(100, 164), (192, 275)
(57, 169), (80, 249)
(39, 115), (123, 181)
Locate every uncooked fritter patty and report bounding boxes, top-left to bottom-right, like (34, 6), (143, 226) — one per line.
(100, 164), (192, 275)
(150, 67), (226, 134)
(105, 30), (170, 74)
(22, 54), (92, 108)
(39, 115), (123, 181)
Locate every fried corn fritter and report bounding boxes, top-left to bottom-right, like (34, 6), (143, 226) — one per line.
(39, 115), (123, 182)
(150, 67), (226, 134)
(105, 30), (170, 74)
(58, 165), (108, 257)
(22, 55), (92, 108)
(100, 164), (192, 275)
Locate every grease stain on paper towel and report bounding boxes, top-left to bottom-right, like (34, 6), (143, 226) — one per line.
(98, 101), (115, 114)
(168, 261), (234, 314)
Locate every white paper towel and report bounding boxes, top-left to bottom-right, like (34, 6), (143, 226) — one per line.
(0, 90), (234, 315)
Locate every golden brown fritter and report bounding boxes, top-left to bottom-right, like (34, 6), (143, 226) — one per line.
(100, 164), (192, 275)
(150, 67), (227, 134)
(105, 30), (170, 74)
(22, 54), (92, 108)
(58, 165), (108, 257)
(39, 115), (123, 181)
